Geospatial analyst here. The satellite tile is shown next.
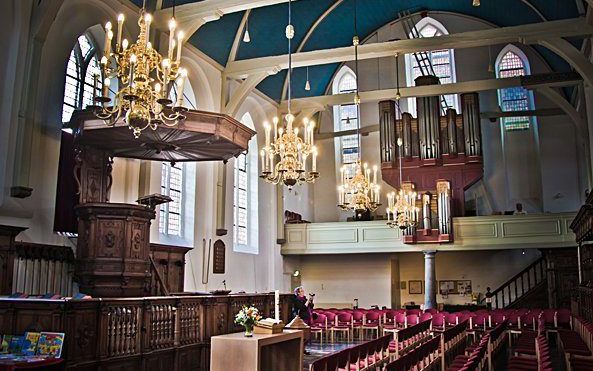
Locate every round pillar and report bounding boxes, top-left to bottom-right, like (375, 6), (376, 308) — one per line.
(424, 250), (437, 309)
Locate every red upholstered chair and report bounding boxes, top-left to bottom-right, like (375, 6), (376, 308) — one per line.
(489, 312), (506, 329)
(424, 308), (438, 315)
(332, 312), (353, 342)
(406, 308), (422, 316)
(395, 313), (407, 329)
(445, 312), (458, 328)
(419, 313), (432, 322)
(362, 311), (381, 339)
(521, 311), (540, 331)
(431, 313), (446, 332)
(382, 311), (399, 337)
(311, 313), (328, 342)
(406, 314), (420, 327)
(351, 311), (364, 339)
(556, 309), (572, 329)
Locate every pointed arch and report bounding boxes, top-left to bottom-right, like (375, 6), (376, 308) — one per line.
(332, 65), (359, 177)
(404, 16), (458, 115)
(495, 44), (534, 131)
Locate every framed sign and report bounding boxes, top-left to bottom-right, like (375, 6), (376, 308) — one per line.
(439, 280), (456, 295)
(213, 240), (225, 274)
(409, 280), (423, 294)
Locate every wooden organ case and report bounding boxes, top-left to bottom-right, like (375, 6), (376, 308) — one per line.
(380, 76), (484, 243)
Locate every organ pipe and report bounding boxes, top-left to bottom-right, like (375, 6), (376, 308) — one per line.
(461, 93), (482, 157)
(415, 76), (441, 160)
(446, 108), (458, 156)
(402, 112), (413, 160)
(436, 180), (451, 235)
(422, 193), (432, 230)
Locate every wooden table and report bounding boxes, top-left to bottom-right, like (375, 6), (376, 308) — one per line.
(210, 330), (303, 371)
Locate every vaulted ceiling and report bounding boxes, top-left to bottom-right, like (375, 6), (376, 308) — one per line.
(131, 0), (582, 102)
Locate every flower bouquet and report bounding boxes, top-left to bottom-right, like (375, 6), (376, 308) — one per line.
(234, 305), (262, 337)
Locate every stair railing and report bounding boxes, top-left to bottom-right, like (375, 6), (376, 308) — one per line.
(483, 257), (546, 309)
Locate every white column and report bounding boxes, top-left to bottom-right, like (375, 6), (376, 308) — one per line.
(424, 250), (437, 310)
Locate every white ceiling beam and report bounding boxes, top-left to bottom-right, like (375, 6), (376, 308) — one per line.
(282, 72), (581, 112)
(154, 0), (291, 37)
(316, 109), (565, 140)
(226, 18), (593, 78)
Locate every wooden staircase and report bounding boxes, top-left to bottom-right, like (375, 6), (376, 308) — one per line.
(486, 257), (547, 309)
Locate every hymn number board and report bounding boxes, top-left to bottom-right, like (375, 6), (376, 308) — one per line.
(213, 240), (225, 274)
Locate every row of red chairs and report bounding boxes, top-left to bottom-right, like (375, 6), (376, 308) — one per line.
(385, 335), (441, 371)
(389, 320), (432, 359)
(508, 334), (553, 371)
(447, 320), (507, 371)
(308, 335), (392, 371)
(314, 308), (571, 338)
(560, 316), (593, 370)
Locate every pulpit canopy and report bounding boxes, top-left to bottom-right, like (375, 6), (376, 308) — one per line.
(69, 109), (256, 162)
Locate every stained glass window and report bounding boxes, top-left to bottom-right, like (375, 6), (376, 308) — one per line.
(496, 50), (531, 131)
(160, 163), (184, 237)
(62, 34), (102, 123)
(406, 19), (457, 113)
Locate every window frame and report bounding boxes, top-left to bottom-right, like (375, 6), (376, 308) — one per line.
(332, 67), (360, 179)
(404, 17), (458, 116)
(159, 162), (185, 237)
(233, 151), (249, 249)
(495, 45), (534, 132)
(62, 33), (102, 124)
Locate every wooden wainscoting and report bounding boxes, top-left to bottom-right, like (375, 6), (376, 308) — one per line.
(0, 293), (292, 371)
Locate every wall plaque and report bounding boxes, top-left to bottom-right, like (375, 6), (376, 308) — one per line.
(213, 240), (225, 274)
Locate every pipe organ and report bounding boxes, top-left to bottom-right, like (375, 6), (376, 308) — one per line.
(379, 76), (484, 222)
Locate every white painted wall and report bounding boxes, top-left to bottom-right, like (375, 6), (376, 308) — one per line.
(296, 249), (540, 309)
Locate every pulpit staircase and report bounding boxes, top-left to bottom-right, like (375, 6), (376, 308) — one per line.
(398, 10), (450, 114)
(484, 257), (548, 309)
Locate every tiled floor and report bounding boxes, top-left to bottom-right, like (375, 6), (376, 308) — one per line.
(303, 339), (364, 370)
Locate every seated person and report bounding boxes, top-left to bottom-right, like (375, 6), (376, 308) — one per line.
(513, 203), (527, 215)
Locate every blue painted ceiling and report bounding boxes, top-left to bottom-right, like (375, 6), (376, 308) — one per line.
(135, 0), (582, 102)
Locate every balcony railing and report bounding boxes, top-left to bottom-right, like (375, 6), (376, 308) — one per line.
(282, 213), (576, 254)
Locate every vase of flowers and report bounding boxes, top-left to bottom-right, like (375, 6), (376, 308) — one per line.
(234, 305), (261, 337)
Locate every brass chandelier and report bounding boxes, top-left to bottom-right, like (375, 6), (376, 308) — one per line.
(260, 0), (319, 188)
(92, 1), (188, 138)
(386, 138), (419, 229)
(337, 0), (380, 215)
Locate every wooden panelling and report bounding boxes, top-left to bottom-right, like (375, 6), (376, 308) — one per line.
(0, 293), (292, 371)
(283, 213), (577, 254)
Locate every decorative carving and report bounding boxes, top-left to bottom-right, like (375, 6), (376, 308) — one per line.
(75, 204), (154, 297)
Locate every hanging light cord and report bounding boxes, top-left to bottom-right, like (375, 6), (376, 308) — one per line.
(287, 0), (292, 115)
(353, 0), (362, 160)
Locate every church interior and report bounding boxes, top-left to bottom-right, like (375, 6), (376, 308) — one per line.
(2, 0), (593, 370)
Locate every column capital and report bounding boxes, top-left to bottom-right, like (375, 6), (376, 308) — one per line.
(423, 250), (437, 257)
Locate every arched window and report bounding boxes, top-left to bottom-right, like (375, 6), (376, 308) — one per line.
(495, 46), (532, 131)
(233, 113), (259, 254)
(405, 18), (458, 115)
(332, 67), (359, 176)
(62, 34), (102, 123)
